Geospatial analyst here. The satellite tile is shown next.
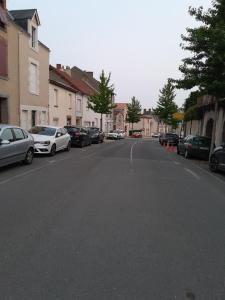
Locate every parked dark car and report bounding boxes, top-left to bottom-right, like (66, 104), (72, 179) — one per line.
(209, 143), (225, 172)
(64, 126), (91, 147)
(159, 133), (179, 146)
(87, 127), (104, 144)
(177, 135), (211, 159)
(0, 124), (34, 168)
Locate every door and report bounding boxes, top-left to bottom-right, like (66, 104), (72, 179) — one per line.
(55, 128), (67, 150)
(191, 137), (200, 157)
(0, 128), (16, 167)
(197, 137), (210, 159)
(12, 128), (27, 161)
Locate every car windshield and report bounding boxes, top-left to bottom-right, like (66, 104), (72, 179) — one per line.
(65, 127), (80, 133)
(29, 126), (56, 136)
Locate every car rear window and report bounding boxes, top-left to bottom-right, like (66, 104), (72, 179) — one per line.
(66, 127), (80, 133)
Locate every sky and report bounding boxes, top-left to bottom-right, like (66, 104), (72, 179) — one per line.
(8, 0), (213, 109)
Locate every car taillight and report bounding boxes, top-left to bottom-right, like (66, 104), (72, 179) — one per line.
(188, 143), (192, 149)
(71, 132), (80, 137)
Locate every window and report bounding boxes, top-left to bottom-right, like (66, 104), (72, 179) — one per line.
(21, 110), (29, 130)
(53, 118), (59, 126)
(54, 89), (58, 107)
(29, 63), (38, 94)
(31, 110), (36, 127)
(41, 111), (47, 125)
(76, 99), (81, 112)
(67, 116), (72, 125)
(0, 38), (7, 77)
(1, 128), (14, 142)
(13, 128), (25, 141)
(68, 94), (72, 109)
(31, 26), (37, 48)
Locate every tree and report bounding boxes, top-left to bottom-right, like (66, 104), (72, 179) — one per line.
(154, 79), (178, 131)
(88, 70), (115, 131)
(175, 0), (225, 154)
(126, 97), (142, 131)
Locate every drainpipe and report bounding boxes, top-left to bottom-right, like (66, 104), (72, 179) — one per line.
(18, 31), (22, 127)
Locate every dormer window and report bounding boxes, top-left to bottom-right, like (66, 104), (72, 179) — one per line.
(31, 26), (37, 48)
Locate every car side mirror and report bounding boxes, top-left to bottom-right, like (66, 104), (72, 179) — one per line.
(0, 138), (10, 145)
(56, 132), (61, 138)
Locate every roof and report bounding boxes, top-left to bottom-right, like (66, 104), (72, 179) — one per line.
(115, 103), (128, 110)
(9, 9), (40, 31)
(71, 66), (100, 92)
(52, 66), (95, 96)
(49, 66), (78, 93)
(10, 9), (38, 21)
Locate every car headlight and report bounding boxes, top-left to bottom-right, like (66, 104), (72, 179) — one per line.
(35, 141), (50, 146)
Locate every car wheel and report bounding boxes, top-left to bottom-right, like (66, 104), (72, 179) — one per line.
(184, 149), (190, 159)
(209, 155), (219, 172)
(65, 141), (71, 151)
(24, 148), (34, 165)
(50, 144), (56, 156)
(80, 140), (85, 148)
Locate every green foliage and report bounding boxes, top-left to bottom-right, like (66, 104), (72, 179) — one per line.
(183, 91), (202, 112)
(175, 0), (225, 98)
(88, 70), (115, 129)
(154, 79), (178, 128)
(126, 97), (142, 128)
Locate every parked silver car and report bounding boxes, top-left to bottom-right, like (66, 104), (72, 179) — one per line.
(0, 124), (34, 168)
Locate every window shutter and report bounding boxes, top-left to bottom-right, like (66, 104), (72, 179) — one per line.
(0, 38), (8, 77)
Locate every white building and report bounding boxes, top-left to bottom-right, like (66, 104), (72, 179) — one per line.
(49, 65), (77, 127)
(53, 65), (106, 130)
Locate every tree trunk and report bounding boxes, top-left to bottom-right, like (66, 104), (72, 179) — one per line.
(100, 114), (103, 131)
(210, 97), (218, 157)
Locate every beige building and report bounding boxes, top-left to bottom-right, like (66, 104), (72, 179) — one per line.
(8, 9), (50, 130)
(132, 109), (164, 137)
(0, 0), (20, 125)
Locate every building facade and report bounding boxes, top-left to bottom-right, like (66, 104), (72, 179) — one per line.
(49, 66), (77, 127)
(0, 1), (21, 125)
(9, 9), (50, 130)
(185, 96), (225, 146)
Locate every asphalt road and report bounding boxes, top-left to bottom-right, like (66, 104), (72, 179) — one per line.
(0, 139), (225, 300)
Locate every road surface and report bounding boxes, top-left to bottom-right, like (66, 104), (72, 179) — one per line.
(0, 139), (225, 299)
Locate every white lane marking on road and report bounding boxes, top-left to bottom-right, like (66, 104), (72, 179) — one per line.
(130, 141), (138, 168)
(185, 168), (200, 180)
(0, 151), (97, 186)
(0, 165), (49, 185)
(174, 161), (180, 165)
(191, 162), (225, 185)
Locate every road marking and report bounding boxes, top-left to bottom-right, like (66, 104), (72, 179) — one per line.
(130, 141), (138, 169)
(185, 168), (200, 180)
(0, 165), (50, 186)
(0, 151), (97, 186)
(173, 161), (180, 165)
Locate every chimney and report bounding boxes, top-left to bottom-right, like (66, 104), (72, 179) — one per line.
(56, 64), (61, 70)
(86, 71), (94, 78)
(65, 65), (71, 76)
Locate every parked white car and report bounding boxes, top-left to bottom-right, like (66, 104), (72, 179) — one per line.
(117, 130), (126, 139)
(29, 125), (71, 156)
(107, 130), (120, 140)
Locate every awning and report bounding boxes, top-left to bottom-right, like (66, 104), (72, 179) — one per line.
(0, 7), (7, 24)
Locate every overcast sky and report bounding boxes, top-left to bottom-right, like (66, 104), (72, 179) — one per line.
(8, 0), (212, 108)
